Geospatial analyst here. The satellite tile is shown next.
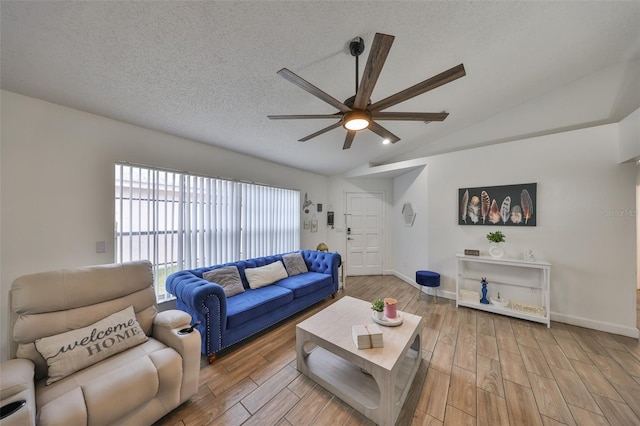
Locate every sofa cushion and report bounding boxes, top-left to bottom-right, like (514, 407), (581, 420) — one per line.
(38, 386), (88, 426)
(35, 306), (148, 385)
(245, 261), (288, 289)
(83, 355), (160, 425)
(274, 272), (333, 299)
(203, 266), (245, 297)
(226, 285), (293, 329)
(36, 340), (181, 426)
(282, 253), (308, 276)
(35, 338), (167, 407)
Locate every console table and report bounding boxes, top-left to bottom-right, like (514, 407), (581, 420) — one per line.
(456, 254), (551, 327)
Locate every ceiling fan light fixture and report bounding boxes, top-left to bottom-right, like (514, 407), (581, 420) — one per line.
(343, 110), (371, 131)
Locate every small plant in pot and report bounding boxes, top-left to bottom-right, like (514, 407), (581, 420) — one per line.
(371, 298), (385, 320)
(486, 230), (506, 243)
(486, 230), (506, 259)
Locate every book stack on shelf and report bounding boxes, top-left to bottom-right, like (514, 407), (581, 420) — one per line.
(352, 324), (383, 349)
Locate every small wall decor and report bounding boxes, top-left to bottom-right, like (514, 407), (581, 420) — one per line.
(401, 202), (416, 226)
(302, 193), (314, 213)
(310, 214), (318, 233)
(459, 183), (537, 226)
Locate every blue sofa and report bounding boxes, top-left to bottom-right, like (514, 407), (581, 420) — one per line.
(166, 250), (341, 362)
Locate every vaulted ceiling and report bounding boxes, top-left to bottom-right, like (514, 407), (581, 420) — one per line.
(2, 1), (639, 176)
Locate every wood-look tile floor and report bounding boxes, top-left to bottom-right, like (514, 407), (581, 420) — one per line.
(156, 277), (640, 426)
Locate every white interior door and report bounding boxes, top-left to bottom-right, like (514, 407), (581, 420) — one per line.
(345, 192), (383, 276)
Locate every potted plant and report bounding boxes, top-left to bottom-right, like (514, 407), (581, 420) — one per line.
(371, 298), (385, 320)
(486, 230), (506, 259)
(486, 230), (506, 243)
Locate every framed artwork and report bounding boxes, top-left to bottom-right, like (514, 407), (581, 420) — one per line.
(458, 183), (537, 226)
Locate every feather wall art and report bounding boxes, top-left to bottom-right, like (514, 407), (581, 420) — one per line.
(500, 196), (511, 224)
(468, 196), (480, 224)
(521, 189), (533, 224)
(458, 183), (537, 226)
(489, 199), (500, 224)
(461, 189), (469, 224)
(481, 191), (490, 224)
(510, 205), (522, 224)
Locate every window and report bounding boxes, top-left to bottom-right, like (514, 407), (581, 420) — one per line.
(115, 163), (300, 300)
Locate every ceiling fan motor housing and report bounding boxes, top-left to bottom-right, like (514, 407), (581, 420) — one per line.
(349, 37), (365, 57)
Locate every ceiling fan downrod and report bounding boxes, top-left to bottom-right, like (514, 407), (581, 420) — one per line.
(349, 37), (365, 95)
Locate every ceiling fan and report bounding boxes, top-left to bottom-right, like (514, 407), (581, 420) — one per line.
(268, 32), (466, 150)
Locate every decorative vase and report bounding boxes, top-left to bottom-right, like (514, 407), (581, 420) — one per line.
(489, 243), (504, 259)
(524, 249), (535, 262)
(480, 278), (490, 304)
(384, 298), (398, 319)
(374, 310), (384, 320)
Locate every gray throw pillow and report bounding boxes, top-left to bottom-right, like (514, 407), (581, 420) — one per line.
(203, 266), (245, 297)
(282, 253), (308, 276)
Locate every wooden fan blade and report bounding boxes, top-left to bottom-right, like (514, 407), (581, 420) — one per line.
(268, 114), (342, 120)
(371, 112), (449, 121)
(342, 131), (356, 150)
(353, 33), (394, 110)
(368, 121), (400, 143)
(298, 121), (343, 142)
(370, 64), (466, 112)
(277, 68), (351, 113)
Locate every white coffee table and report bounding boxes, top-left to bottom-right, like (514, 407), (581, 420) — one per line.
(296, 296), (422, 426)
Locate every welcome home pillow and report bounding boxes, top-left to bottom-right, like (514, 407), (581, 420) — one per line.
(203, 265), (245, 297)
(35, 305), (148, 385)
(245, 261), (288, 289)
(282, 253), (308, 276)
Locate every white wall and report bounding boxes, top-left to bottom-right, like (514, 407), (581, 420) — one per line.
(393, 124), (638, 337)
(393, 167), (429, 284)
(0, 90), (329, 360)
(619, 108), (640, 163)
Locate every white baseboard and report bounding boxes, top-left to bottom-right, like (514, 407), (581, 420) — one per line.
(551, 312), (639, 339)
(391, 270), (639, 339)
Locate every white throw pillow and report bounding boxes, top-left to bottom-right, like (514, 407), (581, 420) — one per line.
(35, 305), (148, 385)
(245, 261), (288, 289)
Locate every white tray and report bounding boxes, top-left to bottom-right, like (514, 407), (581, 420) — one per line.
(490, 297), (509, 308)
(372, 312), (403, 327)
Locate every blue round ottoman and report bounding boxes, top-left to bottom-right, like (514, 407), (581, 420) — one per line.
(416, 270), (440, 302)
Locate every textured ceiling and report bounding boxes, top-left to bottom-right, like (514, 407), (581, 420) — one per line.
(2, 1), (639, 176)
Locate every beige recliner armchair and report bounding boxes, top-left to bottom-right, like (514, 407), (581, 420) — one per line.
(0, 261), (201, 425)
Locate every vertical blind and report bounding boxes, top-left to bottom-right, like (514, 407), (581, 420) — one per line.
(115, 163), (300, 300)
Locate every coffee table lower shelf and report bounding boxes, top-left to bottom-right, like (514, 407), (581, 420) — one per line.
(304, 344), (419, 411)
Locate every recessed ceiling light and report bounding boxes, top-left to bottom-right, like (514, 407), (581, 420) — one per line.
(382, 138), (391, 145)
